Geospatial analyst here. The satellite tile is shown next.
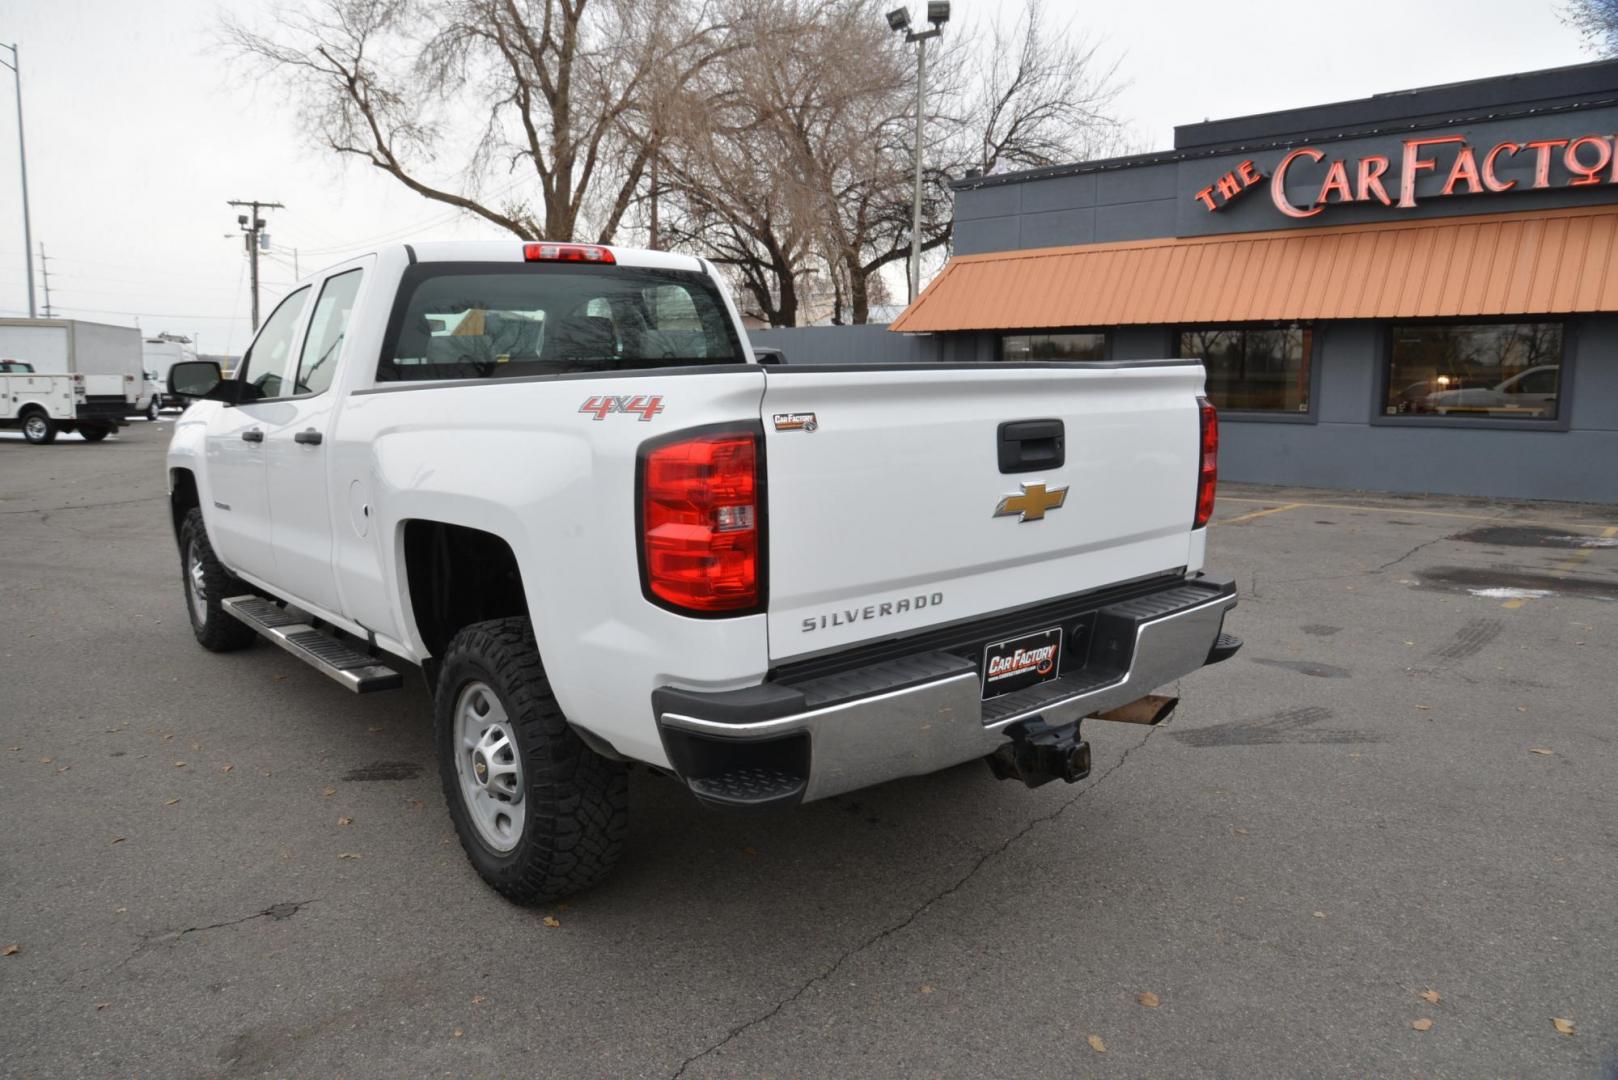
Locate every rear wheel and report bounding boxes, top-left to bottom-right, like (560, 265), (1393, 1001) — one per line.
(147, 398), (161, 421)
(79, 425), (111, 442)
(436, 617), (628, 905)
(21, 410), (55, 445)
(178, 507), (257, 652)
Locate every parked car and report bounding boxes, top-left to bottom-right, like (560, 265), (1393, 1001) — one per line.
(164, 241), (1240, 904)
(1424, 364), (1559, 417)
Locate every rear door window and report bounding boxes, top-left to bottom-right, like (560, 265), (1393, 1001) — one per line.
(378, 264), (745, 382)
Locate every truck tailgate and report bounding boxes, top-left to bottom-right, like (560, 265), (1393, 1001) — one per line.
(760, 363), (1204, 661)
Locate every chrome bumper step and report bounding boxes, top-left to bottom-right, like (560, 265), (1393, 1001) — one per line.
(223, 596), (403, 693)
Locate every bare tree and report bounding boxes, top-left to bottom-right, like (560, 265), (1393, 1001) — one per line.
(225, 0), (728, 242)
(1564, 0), (1618, 54)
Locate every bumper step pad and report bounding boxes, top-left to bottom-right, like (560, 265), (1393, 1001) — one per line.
(222, 596), (402, 693)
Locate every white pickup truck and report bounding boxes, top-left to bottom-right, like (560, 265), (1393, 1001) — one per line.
(165, 241), (1240, 904)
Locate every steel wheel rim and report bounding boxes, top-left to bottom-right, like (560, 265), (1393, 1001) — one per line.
(454, 680), (525, 852)
(186, 540), (208, 626)
(23, 416), (45, 440)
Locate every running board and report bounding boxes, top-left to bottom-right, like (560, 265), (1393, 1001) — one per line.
(222, 595), (403, 693)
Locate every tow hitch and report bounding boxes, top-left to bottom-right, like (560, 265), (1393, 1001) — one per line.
(986, 694), (1181, 789)
(986, 717), (1093, 789)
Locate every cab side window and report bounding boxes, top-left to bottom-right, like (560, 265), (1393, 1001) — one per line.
(295, 270), (363, 396)
(238, 288), (310, 399)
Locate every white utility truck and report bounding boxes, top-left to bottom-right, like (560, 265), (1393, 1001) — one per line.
(164, 242), (1240, 904)
(1, 360), (81, 443)
(0, 318), (143, 439)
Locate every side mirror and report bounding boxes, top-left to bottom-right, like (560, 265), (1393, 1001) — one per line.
(168, 360), (238, 403)
(753, 347), (785, 366)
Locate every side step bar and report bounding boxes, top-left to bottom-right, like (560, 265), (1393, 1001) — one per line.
(222, 596), (403, 693)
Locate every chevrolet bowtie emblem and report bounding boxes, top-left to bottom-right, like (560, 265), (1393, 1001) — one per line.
(994, 482), (1068, 522)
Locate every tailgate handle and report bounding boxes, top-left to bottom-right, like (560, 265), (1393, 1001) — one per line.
(997, 419), (1064, 474)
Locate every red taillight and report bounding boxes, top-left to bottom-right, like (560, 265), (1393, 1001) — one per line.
(1194, 396), (1218, 529)
(523, 242), (615, 264)
(640, 429), (763, 614)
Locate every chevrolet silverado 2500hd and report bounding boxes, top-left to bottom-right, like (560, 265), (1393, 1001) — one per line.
(164, 241), (1241, 904)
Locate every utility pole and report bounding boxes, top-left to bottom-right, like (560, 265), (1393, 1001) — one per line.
(228, 199), (284, 331)
(37, 241), (51, 317)
(1, 43), (36, 317)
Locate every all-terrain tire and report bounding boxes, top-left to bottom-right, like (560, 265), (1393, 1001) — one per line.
(178, 507), (258, 652)
(436, 617), (628, 905)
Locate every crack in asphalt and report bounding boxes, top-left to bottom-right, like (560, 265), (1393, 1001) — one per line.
(0, 494), (165, 516)
(668, 729), (1160, 1079)
(1370, 532), (1451, 574)
(114, 900), (315, 971)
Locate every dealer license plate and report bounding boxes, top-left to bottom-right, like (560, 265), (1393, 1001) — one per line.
(981, 626), (1063, 700)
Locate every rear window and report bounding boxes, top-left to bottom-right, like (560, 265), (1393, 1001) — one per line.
(377, 263), (745, 382)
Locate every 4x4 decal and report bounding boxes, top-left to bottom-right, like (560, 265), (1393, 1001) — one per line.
(579, 394), (665, 421)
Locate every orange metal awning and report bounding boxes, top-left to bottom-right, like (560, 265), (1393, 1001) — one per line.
(890, 205), (1618, 333)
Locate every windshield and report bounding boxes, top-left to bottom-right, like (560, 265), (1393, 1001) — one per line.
(378, 263), (745, 382)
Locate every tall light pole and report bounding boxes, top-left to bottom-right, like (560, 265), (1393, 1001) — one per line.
(887, 4), (949, 303)
(0, 42), (36, 318)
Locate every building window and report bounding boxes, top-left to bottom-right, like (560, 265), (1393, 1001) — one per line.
(1178, 327), (1311, 413)
(1384, 322), (1564, 421)
(1002, 332), (1107, 362)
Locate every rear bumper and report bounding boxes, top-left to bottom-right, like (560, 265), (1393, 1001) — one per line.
(655, 573), (1239, 809)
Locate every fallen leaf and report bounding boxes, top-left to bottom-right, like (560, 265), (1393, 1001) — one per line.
(1087, 1035), (1106, 1053)
(1517, 706), (1528, 713)
(743, 846), (759, 856)
(919, 984), (934, 995)
(7, 746), (19, 752)
(409, 799), (425, 811)
(1420, 989), (1440, 1005)
(261, 769), (272, 777)
(1232, 827), (1249, 835)
(110, 837), (125, 845)
(56, 765), (70, 774)
(1553, 1017), (1575, 1035)
(1412, 1018), (1433, 1032)
(1414, 705), (1431, 711)
(219, 764), (233, 773)
(39, 757), (52, 764)
(452, 1028), (463, 1039)
(337, 816), (353, 827)
(1312, 911), (1327, 919)
(542, 915), (561, 928)
(1138, 991), (1161, 1008)
(1, 944), (18, 956)
(368, 725), (383, 733)
(471, 995), (487, 1005)
(174, 761), (187, 768)
(323, 787), (337, 797)
(164, 798), (179, 806)
(113, 907), (126, 914)
(1529, 748), (1554, 756)
(95, 1002), (110, 1010)
(337, 852), (361, 860)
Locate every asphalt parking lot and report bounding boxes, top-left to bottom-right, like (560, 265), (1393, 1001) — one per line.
(3, 420), (1616, 1079)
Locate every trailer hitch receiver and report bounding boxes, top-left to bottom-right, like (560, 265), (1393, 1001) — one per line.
(986, 716), (1091, 789)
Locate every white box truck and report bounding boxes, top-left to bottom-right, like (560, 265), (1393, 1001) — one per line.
(0, 318), (143, 438)
(141, 334), (198, 418)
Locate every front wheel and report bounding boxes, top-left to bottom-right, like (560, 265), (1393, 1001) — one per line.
(178, 508), (257, 652)
(436, 617), (628, 905)
(21, 411), (56, 444)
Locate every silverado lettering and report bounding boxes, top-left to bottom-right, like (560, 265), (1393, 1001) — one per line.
(801, 592), (944, 632)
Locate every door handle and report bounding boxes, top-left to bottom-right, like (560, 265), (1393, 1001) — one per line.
(241, 429), (264, 443)
(294, 429), (323, 446)
(997, 419), (1064, 474)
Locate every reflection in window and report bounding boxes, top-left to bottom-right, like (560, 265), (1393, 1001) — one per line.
(1179, 327), (1311, 413)
(1001, 332), (1107, 362)
(1384, 323), (1563, 421)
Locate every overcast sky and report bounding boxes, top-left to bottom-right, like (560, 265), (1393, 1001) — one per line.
(0, 0), (1596, 354)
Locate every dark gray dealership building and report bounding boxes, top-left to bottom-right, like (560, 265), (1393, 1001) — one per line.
(883, 61), (1618, 504)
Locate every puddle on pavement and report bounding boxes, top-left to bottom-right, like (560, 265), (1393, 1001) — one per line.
(1453, 525), (1618, 550)
(1415, 565), (1618, 601)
